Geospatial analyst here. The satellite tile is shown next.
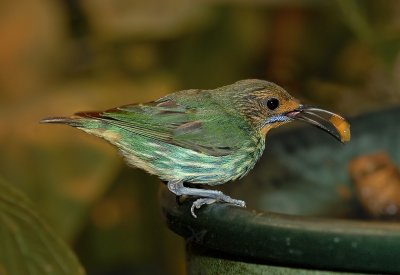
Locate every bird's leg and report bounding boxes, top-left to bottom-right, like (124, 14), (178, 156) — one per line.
(167, 181), (246, 218)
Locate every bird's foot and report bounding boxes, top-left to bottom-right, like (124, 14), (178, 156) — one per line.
(191, 198), (217, 218)
(167, 180), (246, 218)
(191, 196), (246, 218)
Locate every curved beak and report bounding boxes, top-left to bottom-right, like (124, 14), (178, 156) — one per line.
(286, 105), (350, 143)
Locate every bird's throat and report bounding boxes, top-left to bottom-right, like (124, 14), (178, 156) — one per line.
(260, 122), (286, 136)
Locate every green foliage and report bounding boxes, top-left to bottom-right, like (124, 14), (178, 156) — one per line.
(0, 179), (85, 275)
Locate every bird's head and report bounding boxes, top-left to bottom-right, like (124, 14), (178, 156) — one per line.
(234, 79), (350, 143)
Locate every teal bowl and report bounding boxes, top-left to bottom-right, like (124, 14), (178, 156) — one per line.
(160, 107), (400, 274)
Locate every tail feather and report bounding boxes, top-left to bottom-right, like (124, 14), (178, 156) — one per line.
(41, 113), (123, 143)
(73, 111), (103, 118)
(40, 116), (85, 127)
(40, 111), (106, 129)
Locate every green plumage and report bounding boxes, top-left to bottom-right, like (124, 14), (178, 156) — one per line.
(43, 79), (332, 217)
(68, 80), (271, 185)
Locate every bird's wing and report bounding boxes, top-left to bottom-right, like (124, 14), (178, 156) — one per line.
(76, 92), (252, 157)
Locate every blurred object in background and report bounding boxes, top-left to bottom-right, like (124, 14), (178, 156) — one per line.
(0, 178), (86, 275)
(349, 152), (400, 220)
(80, 0), (210, 40)
(0, 0), (400, 274)
(0, 0), (67, 100)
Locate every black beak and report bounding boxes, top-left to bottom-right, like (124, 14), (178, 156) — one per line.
(286, 105), (346, 143)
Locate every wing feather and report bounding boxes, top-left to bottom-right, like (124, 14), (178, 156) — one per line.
(77, 93), (251, 156)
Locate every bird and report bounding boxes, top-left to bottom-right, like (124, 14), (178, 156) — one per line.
(41, 79), (350, 218)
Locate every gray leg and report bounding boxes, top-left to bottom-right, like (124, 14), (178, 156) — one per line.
(167, 181), (246, 218)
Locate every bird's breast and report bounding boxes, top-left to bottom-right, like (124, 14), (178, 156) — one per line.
(227, 136), (266, 181)
(175, 136), (266, 185)
(117, 134), (266, 186)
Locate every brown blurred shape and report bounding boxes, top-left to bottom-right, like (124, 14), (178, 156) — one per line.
(349, 152), (400, 219)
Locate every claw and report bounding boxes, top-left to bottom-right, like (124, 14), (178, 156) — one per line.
(191, 198), (217, 218)
(190, 197), (246, 218)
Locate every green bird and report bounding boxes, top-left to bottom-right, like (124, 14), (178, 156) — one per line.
(41, 79), (350, 218)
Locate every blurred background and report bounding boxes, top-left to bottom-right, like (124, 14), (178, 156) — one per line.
(1, 0), (400, 274)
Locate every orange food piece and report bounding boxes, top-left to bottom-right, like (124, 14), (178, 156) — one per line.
(349, 152), (400, 218)
(329, 114), (350, 142)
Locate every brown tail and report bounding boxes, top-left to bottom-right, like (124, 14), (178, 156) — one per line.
(40, 117), (83, 127)
(40, 111), (105, 127)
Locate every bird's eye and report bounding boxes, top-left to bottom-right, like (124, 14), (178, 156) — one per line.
(266, 98), (279, 110)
